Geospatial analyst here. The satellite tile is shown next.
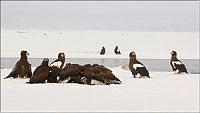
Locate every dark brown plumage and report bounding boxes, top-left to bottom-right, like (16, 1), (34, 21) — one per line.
(4, 50), (32, 79)
(100, 46), (105, 55)
(83, 66), (105, 84)
(58, 63), (121, 85)
(114, 46), (121, 55)
(29, 58), (49, 84)
(92, 64), (121, 84)
(58, 63), (86, 84)
(47, 52), (65, 83)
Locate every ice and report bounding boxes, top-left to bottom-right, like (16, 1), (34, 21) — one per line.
(1, 67), (199, 112)
(1, 29), (199, 59)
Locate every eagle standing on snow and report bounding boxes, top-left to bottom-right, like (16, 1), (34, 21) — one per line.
(4, 50), (32, 79)
(47, 52), (65, 83)
(29, 58), (49, 83)
(128, 51), (150, 78)
(170, 51), (188, 74)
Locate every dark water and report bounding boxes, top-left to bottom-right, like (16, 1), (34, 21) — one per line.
(0, 58), (199, 74)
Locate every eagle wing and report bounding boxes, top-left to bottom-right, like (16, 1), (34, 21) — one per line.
(4, 61), (20, 79)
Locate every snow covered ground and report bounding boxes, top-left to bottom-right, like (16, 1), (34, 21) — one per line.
(1, 29), (199, 59)
(1, 67), (199, 112)
(1, 29), (199, 112)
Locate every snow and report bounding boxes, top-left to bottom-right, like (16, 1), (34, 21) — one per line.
(1, 29), (199, 112)
(1, 67), (199, 112)
(1, 29), (199, 59)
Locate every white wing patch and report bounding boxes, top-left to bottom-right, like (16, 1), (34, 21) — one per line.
(172, 61), (182, 67)
(81, 77), (88, 84)
(91, 79), (104, 85)
(133, 64), (144, 69)
(59, 77), (71, 83)
(135, 74), (141, 78)
(50, 61), (62, 68)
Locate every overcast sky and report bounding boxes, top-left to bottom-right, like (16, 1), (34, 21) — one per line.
(1, 1), (199, 32)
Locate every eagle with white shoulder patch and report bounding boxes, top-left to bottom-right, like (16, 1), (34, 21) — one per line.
(172, 61), (182, 67)
(133, 63), (144, 70)
(50, 61), (62, 68)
